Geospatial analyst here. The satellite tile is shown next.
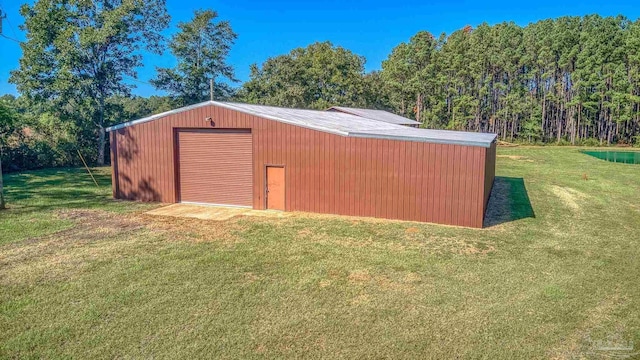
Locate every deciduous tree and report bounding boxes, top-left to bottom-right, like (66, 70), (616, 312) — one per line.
(0, 100), (16, 209)
(239, 42), (367, 110)
(10, 0), (170, 165)
(152, 10), (237, 105)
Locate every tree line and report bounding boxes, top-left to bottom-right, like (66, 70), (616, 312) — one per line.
(2, 2), (640, 180)
(241, 16), (640, 146)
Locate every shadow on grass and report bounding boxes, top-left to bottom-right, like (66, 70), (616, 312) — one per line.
(484, 176), (535, 227)
(3, 168), (115, 212)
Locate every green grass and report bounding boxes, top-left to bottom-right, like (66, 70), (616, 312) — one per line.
(0, 168), (155, 245)
(1, 147), (640, 359)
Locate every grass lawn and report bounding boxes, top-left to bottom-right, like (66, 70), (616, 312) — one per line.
(1, 147), (639, 359)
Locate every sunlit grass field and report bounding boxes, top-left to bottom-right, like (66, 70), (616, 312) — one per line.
(1, 147), (639, 359)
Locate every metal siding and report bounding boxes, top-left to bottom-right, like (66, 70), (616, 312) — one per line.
(349, 138), (356, 216)
(381, 140), (389, 219)
(328, 133), (335, 213)
(434, 144), (443, 224)
(110, 131), (118, 198)
(407, 141), (416, 220)
(111, 103), (490, 227)
(450, 146), (458, 225)
(456, 145), (468, 227)
(471, 147), (484, 228)
(314, 129), (319, 213)
(483, 141), (497, 217)
(399, 141), (408, 220)
(339, 137), (345, 215)
(417, 143), (427, 223)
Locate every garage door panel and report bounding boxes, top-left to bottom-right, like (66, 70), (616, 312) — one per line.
(177, 129), (253, 206)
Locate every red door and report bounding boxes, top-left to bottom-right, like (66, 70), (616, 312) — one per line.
(266, 166), (285, 210)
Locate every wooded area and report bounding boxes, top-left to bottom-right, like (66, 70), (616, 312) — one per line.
(380, 16), (640, 146)
(1, 2), (639, 176)
(241, 16), (640, 146)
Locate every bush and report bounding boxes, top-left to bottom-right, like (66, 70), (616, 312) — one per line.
(577, 138), (601, 147)
(1, 136), (83, 173)
(555, 138), (572, 146)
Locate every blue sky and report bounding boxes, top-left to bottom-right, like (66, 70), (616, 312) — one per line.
(1, 0), (639, 97)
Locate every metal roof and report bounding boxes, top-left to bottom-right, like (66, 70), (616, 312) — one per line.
(327, 106), (421, 126)
(106, 101), (497, 148)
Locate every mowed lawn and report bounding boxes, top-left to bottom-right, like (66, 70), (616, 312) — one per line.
(1, 147), (639, 359)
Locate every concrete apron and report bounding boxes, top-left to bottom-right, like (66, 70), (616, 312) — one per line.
(145, 203), (291, 221)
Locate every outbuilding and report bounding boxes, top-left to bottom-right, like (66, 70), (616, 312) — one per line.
(107, 101), (497, 228)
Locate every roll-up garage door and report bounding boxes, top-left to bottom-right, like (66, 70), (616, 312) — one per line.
(177, 129), (253, 207)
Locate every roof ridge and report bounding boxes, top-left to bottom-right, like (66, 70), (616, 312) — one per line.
(106, 101), (496, 148)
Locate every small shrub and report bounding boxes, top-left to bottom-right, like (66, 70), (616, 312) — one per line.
(577, 138), (601, 147)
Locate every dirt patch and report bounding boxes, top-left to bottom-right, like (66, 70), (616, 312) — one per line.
(290, 216), (491, 255)
(287, 211), (400, 225)
(550, 185), (588, 212)
(300, 228), (495, 256)
(244, 272), (261, 283)
(497, 155), (535, 162)
(255, 344), (267, 354)
(403, 272), (422, 283)
(59, 209), (145, 231)
(497, 140), (519, 147)
(0, 210), (150, 286)
(297, 228), (312, 237)
(0, 209), (247, 286)
(348, 269), (372, 283)
(456, 241), (496, 255)
(3, 209), (146, 254)
(143, 214), (244, 245)
(404, 227), (420, 235)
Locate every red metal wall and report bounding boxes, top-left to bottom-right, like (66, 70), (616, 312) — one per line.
(110, 104), (496, 227)
(483, 141), (497, 217)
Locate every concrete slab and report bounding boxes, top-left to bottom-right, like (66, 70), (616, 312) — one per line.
(145, 203), (292, 221)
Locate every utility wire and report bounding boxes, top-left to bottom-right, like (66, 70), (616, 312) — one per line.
(0, 2), (21, 44)
(124, 76), (154, 86)
(1, 4), (19, 40)
(1, 33), (21, 44)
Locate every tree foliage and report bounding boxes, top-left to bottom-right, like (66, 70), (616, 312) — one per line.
(0, 94), (176, 174)
(7, 12), (640, 177)
(0, 98), (18, 209)
(10, 0), (170, 165)
(238, 42), (370, 110)
(152, 10), (237, 105)
(380, 16), (640, 145)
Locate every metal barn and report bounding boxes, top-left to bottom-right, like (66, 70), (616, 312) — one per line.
(107, 101), (497, 228)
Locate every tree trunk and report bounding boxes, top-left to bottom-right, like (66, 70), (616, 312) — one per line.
(0, 147), (5, 210)
(97, 97), (106, 166)
(557, 102), (563, 143)
(510, 115), (515, 142)
(415, 93), (422, 123)
(576, 104), (581, 143)
(541, 93), (547, 140)
(97, 125), (106, 166)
